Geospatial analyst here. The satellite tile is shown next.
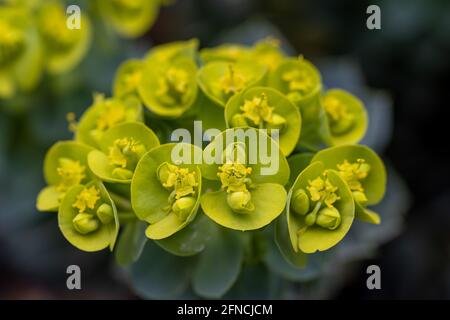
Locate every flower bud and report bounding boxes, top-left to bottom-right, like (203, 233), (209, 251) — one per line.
(231, 114), (249, 127)
(96, 203), (114, 224)
(112, 167), (134, 180)
(290, 189), (310, 216)
(172, 196), (196, 221)
(73, 213), (99, 234)
(316, 207), (341, 230)
(227, 191), (254, 214)
(266, 113), (287, 133)
(352, 191), (368, 205)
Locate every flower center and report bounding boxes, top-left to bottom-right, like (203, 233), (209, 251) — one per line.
(281, 63), (316, 102)
(337, 159), (371, 204)
(72, 186), (100, 213)
(219, 65), (247, 95)
(293, 174), (342, 231)
(218, 162), (252, 193)
(91, 98), (127, 142)
(323, 96), (355, 134)
(157, 162), (198, 220)
(156, 67), (190, 106)
(307, 176), (340, 208)
(218, 162), (255, 214)
(232, 93), (287, 132)
(0, 20), (25, 66)
(56, 158), (86, 193)
(108, 137), (145, 179)
(39, 5), (80, 52)
(71, 186), (114, 234)
(124, 70), (142, 92)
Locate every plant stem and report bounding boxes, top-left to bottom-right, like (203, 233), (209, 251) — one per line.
(109, 192), (133, 212)
(117, 211), (137, 224)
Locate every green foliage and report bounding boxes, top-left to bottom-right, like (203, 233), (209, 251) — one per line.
(37, 38), (387, 299)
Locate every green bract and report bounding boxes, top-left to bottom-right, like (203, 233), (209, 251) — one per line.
(75, 94), (143, 148)
(269, 57), (322, 106)
(144, 39), (199, 64)
(113, 59), (144, 99)
(201, 128), (289, 231)
(37, 1), (91, 74)
(197, 61), (267, 107)
(225, 86), (301, 156)
(87, 122), (160, 184)
(322, 89), (368, 146)
(98, 0), (160, 38)
(311, 145), (387, 224)
(240, 39), (286, 72)
(0, 5), (43, 98)
(287, 161), (355, 253)
(200, 44), (251, 64)
(37, 141), (94, 212)
(58, 180), (119, 252)
(131, 143), (203, 240)
(138, 56), (198, 117)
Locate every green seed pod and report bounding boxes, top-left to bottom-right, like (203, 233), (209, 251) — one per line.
(96, 203), (114, 224)
(266, 113), (287, 133)
(226, 191), (254, 214)
(304, 212), (317, 226)
(290, 189), (310, 216)
(172, 197), (197, 221)
(316, 207), (341, 230)
(73, 213), (99, 235)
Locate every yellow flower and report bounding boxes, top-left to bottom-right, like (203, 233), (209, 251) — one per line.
(240, 93), (274, 126)
(96, 100), (127, 132)
(219, 65), (247, 95)
(218, 162), (252, 193)
(56, 158), (86, 193)
(337, 159), (371, 193)
(108, 137), (143, 169)
(72, 186), (100, 213)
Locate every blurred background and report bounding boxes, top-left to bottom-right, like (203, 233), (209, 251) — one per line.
(0, 0), (449, 299)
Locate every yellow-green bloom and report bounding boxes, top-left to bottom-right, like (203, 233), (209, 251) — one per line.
(75, 94), (143, 148)
(0, 5), (43, 98)
(58, 181), (119, 252)
(322, 89), (368, 145)
(139, 55), (198, 117)
(197, 61), (267, 107)
(201, 128), (289, 231)
(37, 141), (94, 212)
(286, 161), (355, 253)
(87, 122), (160, 183)
(98, 0), (160, 38)
(225, 87), (301, 156)
(131, 143), (203, 240)
(37, 1), (91, 74)
(311, 145), (386, 224)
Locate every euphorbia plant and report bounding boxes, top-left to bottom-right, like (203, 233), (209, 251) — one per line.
(37, 39), (388, 299)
